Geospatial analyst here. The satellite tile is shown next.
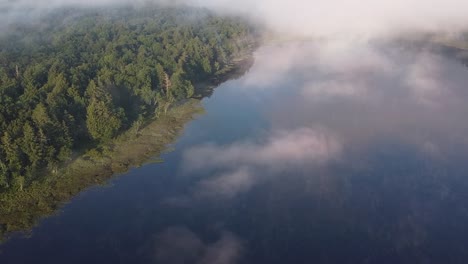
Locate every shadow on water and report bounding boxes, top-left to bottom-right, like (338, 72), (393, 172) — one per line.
(193, 55), (256, 99)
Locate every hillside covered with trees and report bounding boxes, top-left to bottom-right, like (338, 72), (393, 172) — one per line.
(0, 6), (256, 193)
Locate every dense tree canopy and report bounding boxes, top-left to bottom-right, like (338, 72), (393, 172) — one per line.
(0, 6), (256, 192)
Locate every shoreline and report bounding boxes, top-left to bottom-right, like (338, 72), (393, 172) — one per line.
(0, 101), (203, 242)
(0, 52), (256, 242)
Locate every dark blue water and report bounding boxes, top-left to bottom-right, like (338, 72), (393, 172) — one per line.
(2, 41), (468, 264)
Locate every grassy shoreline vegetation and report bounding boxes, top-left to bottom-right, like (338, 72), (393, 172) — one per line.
(0, 101), (201, 242)
(0, 5), (258, 241)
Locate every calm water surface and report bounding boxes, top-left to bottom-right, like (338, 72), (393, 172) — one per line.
(2, 41), (468, 263)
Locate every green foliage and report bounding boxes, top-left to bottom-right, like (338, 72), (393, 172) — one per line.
(0, 102), (202, 241)
(0, 162), (8, 189)
(86, 98), (123, 141)
(0, 5), (256, 192)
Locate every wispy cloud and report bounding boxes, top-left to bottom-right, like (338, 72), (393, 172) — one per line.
(184, 127), (341, 172)
(203, 0), (468, 37)
(177, 127), (341, 200)
(238, 40), (468, 108)
(246, 40), (468, 160)
(154, 227), (243, 264)
(193, 167), (255, 199)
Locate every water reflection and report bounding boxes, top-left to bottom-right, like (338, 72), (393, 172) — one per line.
(174, 40), (468, 263)
(2, 40), (468, 263)
(178, 127), (341, 200)
(153, 227), (243, 264)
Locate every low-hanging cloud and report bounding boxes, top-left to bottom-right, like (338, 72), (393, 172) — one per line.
(245, 40), (468, 161)
(239, 40), (468, 106)
(3, 0), (468, 37)
(200, 0), (468, 37)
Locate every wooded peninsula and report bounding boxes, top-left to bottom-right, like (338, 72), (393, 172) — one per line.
(0, 5), (257, 239)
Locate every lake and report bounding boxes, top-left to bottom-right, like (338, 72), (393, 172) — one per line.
(2, 40), (468, 263)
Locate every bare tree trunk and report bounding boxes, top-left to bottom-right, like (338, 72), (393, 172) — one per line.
(164, 73), (172, 93)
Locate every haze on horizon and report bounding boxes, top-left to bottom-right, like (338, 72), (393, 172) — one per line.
(2, 0), (468, 38)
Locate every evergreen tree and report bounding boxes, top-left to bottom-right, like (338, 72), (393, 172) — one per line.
(0, 5), (256, 191)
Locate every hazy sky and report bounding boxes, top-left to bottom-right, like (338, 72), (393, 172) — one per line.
(3, 0), (468, 37)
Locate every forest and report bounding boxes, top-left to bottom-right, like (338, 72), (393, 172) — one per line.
(0, 5), (256, 193)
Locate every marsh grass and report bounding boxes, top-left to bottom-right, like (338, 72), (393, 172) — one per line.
(0, 50), (255, 243)
(0, 101), (203, 242)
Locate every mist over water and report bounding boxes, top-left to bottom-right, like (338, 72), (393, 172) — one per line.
(171, 40), (468, 263)
(2, 39), (468, 263)
(3, 0), (468, 262)
(3, 0), (468, 38)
